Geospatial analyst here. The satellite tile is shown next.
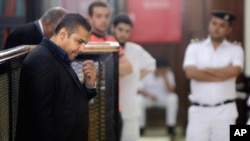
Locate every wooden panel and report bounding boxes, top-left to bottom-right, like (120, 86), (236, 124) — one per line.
(185, 0), (207, 38)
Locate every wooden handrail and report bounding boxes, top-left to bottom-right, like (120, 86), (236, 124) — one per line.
(84, 42), (120, 53)
(0, 42), (119, 63)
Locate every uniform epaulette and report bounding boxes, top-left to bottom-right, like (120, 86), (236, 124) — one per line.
(233, 41), (242, 46)
(190, 38), (199, 43)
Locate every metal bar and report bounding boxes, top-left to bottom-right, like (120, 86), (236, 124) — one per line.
(113, 52), (119, 141)
(8, 67), (13, 141)
(0, 42), (119, 61)
(0, 46), (31, 64)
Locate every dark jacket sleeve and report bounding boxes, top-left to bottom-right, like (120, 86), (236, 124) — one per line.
(82, 84), (97, 100)
(4, 32), (21, 50)
(3, 22), (42, 50)
(22, 54), (57, 141)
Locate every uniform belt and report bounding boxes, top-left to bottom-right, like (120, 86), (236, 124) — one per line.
(192, 99), (235, 107)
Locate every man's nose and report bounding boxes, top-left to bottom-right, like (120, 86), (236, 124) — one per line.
(79, 44), (86, 52)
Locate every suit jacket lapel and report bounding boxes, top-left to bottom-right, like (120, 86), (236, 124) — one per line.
(43, 41), (84, 91)
(61, 62), (83, 90)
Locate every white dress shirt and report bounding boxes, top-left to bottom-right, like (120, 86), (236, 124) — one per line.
(139, 70), (175, 100)
(120, 42), (155, 119)
(38, 19), (44, 35)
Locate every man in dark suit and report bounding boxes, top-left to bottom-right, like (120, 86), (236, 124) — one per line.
(16, 13), (97, 141)
(3, 7), (67, 50)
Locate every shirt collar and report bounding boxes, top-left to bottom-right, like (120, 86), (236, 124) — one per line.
(38, 19), (44, 35)
(91, 32), (107, 40)
(204, 36), (228, 47)
(91, 32), (103, 37)
(43, 38), (70, 64)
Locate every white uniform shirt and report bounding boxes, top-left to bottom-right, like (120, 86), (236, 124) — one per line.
(139, 70), (175, 100)
(183, 37), (244, 104)
(120, 42), (155, 119)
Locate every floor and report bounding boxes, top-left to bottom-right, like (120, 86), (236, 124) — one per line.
(139, 108), (185, 141)
(139, 126), (185, 141)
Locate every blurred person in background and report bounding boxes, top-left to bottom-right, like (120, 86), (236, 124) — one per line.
(88, 1), (114, 42)
(183, 10), (244, 141)
(138, 57), (178, 137)
(87, 1), (132, 76)
(88, 1), (133, 140)
(111, 13), (156, 141)
(4, 7), (67, 50)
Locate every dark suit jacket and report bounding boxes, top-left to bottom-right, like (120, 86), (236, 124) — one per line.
(16, 38), (97, 141)
(3, 21), (43, 50)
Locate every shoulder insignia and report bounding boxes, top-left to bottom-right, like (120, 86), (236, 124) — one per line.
(190, 38), (199, 43)
(233, 41), (242, 46)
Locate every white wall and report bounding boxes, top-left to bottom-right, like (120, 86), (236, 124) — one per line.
(245, 0), (250, 76)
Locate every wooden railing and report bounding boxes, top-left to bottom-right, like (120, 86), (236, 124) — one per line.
(0, 42), (120, 141)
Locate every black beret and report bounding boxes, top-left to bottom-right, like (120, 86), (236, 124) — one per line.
(211, 10), (236, 22)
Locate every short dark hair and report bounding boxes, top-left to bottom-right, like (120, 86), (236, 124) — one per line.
(113, 13), (133, 27)
(55, 13), (91, 35)
(88, 1), (109, 16)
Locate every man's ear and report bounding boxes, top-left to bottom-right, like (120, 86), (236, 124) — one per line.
(58, 28), (67, 40)
(42, 20), (48, 33)
(43, 19), (51, 29)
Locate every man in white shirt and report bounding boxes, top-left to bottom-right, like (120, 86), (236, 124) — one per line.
(111, 13), (156, 141)
(183, 10), (244, 141)
(138, 57), (178, 136)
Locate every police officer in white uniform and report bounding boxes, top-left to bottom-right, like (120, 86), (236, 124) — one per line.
(138, 57), (178, 136)
(111, 13), (156, 141)
(183, 10), (244, 141)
